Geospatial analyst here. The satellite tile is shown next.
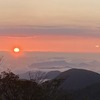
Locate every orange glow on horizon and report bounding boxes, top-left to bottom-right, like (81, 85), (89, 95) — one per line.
(0, 35), (100, 53)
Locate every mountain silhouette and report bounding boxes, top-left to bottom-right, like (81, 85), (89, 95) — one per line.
(56, 68), (100, 91)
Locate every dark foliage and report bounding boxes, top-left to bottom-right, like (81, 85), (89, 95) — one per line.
(0, 71), (68, 100)
(1, 70), (100, 100)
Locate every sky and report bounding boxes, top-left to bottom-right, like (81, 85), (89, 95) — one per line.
(0, 0), (100, 52)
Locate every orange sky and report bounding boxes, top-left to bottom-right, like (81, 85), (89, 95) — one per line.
(0, 35), (100, 53)
(0, 0), (100, 53)
(0, 0), (100, 75)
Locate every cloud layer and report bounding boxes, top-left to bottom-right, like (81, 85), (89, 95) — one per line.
(0, 26), (100, 38)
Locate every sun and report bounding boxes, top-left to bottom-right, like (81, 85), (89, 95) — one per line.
(14, 47), (20, 53)
(11, 47), (23, 57)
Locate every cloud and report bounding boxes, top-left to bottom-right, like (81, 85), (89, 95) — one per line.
(0, 25), (100, 38)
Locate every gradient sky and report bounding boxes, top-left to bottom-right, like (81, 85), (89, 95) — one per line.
(0, 0), (100, 52)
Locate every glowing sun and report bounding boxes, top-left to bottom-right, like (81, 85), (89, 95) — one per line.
(14, 47), (20, 53)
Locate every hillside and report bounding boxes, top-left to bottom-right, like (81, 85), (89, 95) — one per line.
(56, 69), (100, 91)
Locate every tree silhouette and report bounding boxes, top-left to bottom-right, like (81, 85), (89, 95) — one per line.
(0, 70), (70, 100)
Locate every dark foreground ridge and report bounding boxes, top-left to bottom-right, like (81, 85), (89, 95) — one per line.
(56, 68), (100, 91)
(0, 69), (100, 100)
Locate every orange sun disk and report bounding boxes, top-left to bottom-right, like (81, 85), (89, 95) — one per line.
(14, 47), (20, 53)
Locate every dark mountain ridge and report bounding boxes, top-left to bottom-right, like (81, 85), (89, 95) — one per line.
(56, 68), (100, 91)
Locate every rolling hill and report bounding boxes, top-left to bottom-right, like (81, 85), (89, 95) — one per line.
(56, 69), (100, 91)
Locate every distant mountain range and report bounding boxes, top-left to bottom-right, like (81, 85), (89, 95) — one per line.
(29, 60), (69, 69)
(28, 60), (100, 73)
(19, 70), (61, 80)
